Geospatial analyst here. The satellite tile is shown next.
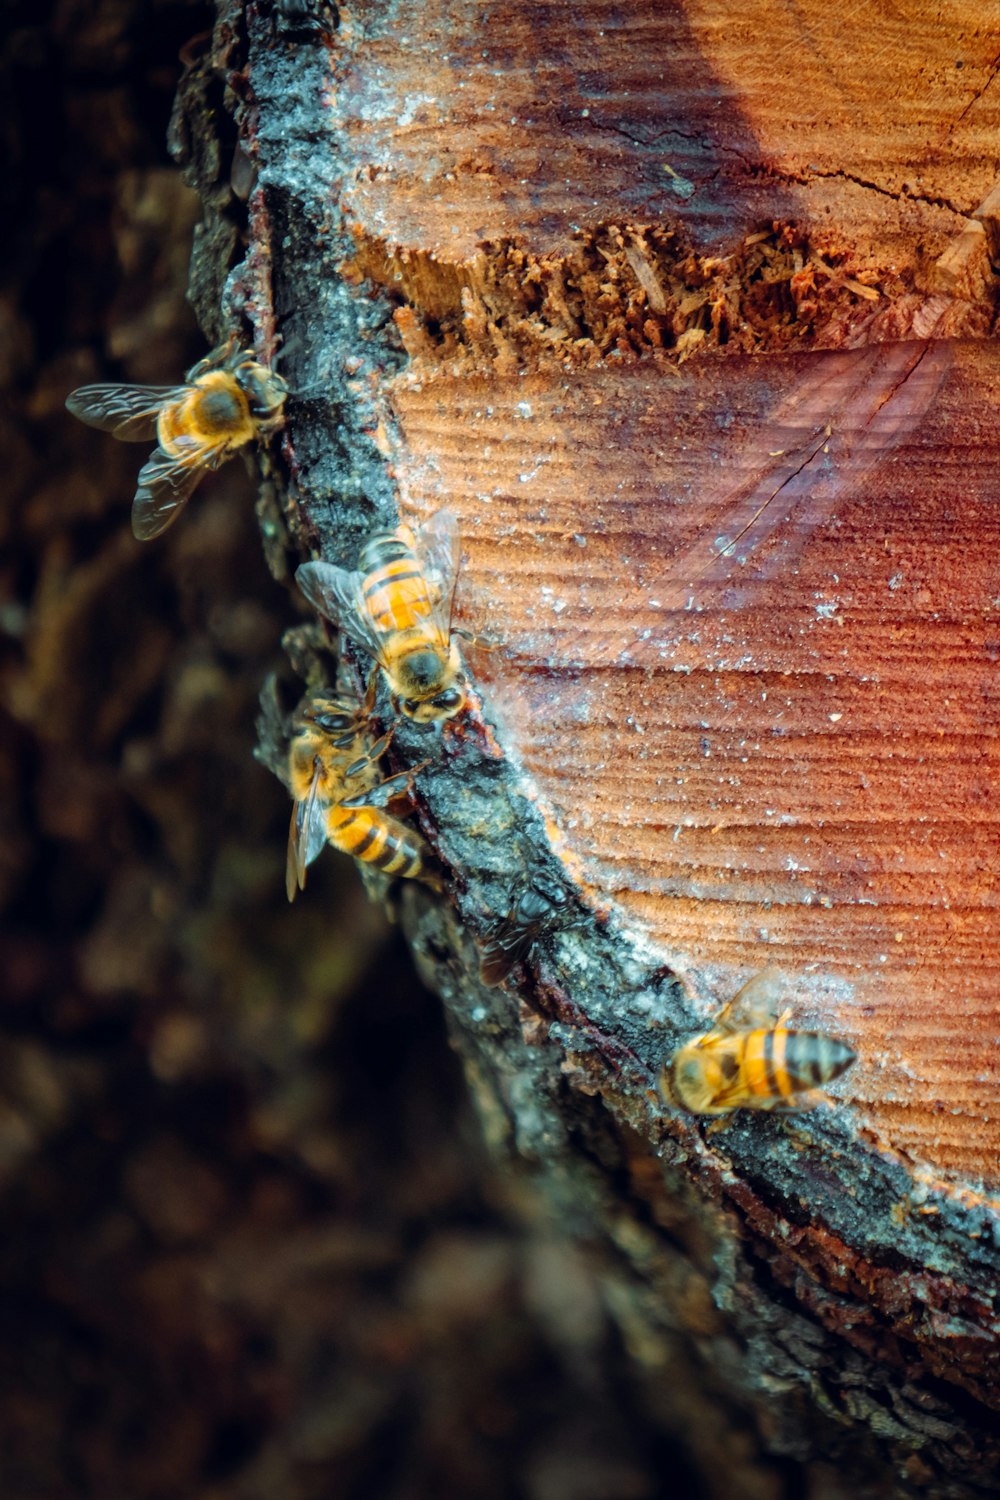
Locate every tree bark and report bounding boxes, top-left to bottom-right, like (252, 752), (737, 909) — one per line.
(185, 2), (1000, 1495)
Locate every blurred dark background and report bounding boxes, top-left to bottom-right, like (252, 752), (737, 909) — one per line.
(0, 4), (698, 1496)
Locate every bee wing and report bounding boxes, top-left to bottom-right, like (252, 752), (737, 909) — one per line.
(130, 440), (221, 540)
(714, 966), (785, 1032)
(285, 767), (329, 900)
(65, 383), (187, 441)
(651, 340), (951, 614)
(478, 916), (536, 987)
(340, 764), (425, 810)
(285, 806), (303, 902)
(708, 1060), (813, 1114)
(412, 509), (462, 644)
(295, 560), (387, 665)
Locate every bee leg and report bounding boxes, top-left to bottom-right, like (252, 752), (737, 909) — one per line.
(341, 760), (431, 810)
(186, 335), (237, 380)
(782, 1088), (835, 1113)
(416, 853), (445, 893)
(705, 1000), (744, 1035)
(704, 1115), (734, 1136)
(215, 332), (240, 364)
(343, 731), (393, 781)
(361, 668), (380, 716)
(453, 625), (500, 651)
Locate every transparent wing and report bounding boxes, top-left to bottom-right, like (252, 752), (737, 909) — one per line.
(651, 339), (951, 615)
(255, 673), (292, 786)
(300, 775), (330, 870)
(412, 509), (462, 644)
(340, 763), (426, 810)
(295, 560), (388, 665)
(65, 383), (187, 441)
(285, 767), (329, 900)
(479, 918), (536, 987)
(130, 442), (217, 540)
(285, 807), (303, 902)
(713, 966), (785, 1032)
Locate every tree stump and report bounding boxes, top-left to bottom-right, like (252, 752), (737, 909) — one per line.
(185, 2), (1000, 1493)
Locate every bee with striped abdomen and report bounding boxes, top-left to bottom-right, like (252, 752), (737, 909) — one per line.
(479, 873), (582, 988)
(663, 968), (856, 1116)
(286, 691), (433, 900)
(295, 511), (467, 724)
(66, 339), (288, 540)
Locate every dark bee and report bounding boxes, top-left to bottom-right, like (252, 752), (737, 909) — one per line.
(479, 874), (582, 987)
(66, 339), (288, 539)
(275, 0), (339, 34)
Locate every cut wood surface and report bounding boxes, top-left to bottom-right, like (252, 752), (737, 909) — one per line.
(316, 0), (1000, 1185)
(335, 0), (1000, 268)
(388, 337), (1000, 1183)
(225, 0), (1000, 1490)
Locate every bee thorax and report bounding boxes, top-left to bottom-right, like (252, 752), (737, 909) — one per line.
(398, 647), (448, 694)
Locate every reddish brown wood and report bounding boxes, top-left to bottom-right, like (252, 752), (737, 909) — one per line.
(335, 0), (1000, 272)
(235, 0), (1000, 1487)
(319, 0), (1000, 1186)
(386, 336), (1000, 1183)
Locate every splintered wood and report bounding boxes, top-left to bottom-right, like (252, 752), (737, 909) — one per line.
(326, 0), (1000, 1182)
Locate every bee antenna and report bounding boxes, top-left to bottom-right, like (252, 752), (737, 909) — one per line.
(284, 381), (330, 401)
(270, 330), (338, 397)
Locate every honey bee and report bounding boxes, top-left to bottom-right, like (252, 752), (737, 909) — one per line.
(663, 968), (856, 1116)
(286, 690), (432, 900)
(295, 511), (467, 724)
(479, 874), (581, 987)
(65, 339), (288, 540)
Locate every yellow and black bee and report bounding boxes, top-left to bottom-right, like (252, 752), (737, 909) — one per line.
(65, 339), (288, 540)
(479, 874), (581, 988)
(663, 968), (856, 1116)
(286, 692), (432, 901)
(295, 511), (468, 724)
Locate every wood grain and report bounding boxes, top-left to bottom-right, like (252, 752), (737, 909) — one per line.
(385, 337), (1000, 1182)
(337, 0), (1000, 265)
(240, 0), (1000, 1481)
(318, 0), (1000, 1185)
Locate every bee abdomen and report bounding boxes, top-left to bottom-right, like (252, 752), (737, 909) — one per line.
(777, 1030), (856, 1093)
(327, 806), (425, 878)
(359, 531), (414, 575)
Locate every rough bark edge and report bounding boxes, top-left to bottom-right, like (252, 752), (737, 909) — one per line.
(171, 6), (1000, 1494)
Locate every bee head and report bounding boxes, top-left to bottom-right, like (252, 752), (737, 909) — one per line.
(394, 648), (467, 724)
(396, 680), (467, 724)
(672, 1050), (707, 1100)
(669, 1043), (734, 1114)
(236, 360), (289, 423)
